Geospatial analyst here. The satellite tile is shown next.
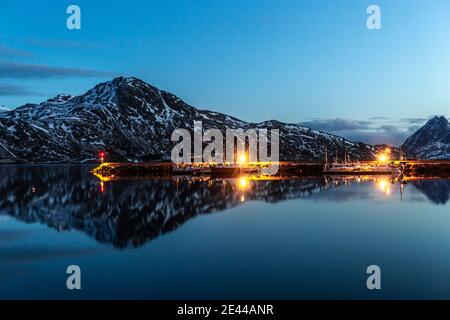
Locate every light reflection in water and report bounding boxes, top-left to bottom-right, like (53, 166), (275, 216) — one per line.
(0, 165), (449, 249)
(238, 176), (249, 189)
(376, 178), (392, 196)
(237, 176), (250, 202)
(1, 166), (450, 299)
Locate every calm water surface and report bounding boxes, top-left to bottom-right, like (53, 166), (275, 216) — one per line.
(0, 165), (450, 299)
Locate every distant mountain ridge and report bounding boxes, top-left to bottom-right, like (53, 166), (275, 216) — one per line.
(402, 116), (450, 160)
(0, 76), (390, 163)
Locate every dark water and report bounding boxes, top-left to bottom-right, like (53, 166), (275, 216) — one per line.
(0, 165), (450, 299)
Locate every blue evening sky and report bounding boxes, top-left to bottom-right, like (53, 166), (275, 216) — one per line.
(0, 0), (449, 144)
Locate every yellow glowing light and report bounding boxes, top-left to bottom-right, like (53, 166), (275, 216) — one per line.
(385, 147), (391, 153)
(91, 162), (114, 181)
(237, 177), (251, 198)
(238, 176), (249, 189)
(376, 178), (391, 195)
(238, 154), (247, 165)
(377, 153), (389, 162)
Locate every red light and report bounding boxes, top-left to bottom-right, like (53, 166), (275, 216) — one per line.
(99, 152), (105, 158)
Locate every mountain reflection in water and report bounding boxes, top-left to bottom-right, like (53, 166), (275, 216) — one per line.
(0, 165), (449, 249)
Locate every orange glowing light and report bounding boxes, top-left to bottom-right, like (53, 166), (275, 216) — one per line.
(376, 178), (391, 195)
(377, 153), (389, 162)
(91, 163), (114, 181)
(238, 177), (249, 189)
(238, 154), (247, 165)
(100, 181), (105, 193)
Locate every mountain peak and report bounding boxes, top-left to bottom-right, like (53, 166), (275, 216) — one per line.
(425, 115), (449, 127)
(106, 76), (156, 90)
(67, 77), (128, 105)
(402, 115), (450, 159)
(73, 76), (160, 105)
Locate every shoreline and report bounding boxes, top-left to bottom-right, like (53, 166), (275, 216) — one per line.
(91, 160), (450, 180)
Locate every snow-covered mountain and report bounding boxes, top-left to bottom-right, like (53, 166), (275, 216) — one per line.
(402, 116), (450, 159)
(0, 76), (380, 163)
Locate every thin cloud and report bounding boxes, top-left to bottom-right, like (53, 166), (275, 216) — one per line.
(26, 37), (104, 49)
(0, 83), (38, 96)
(0, 62), (113, 79)
(338, 129), (414, 147)
(299, 117), (421, 146)
(299, 118), (372, 132)
(377, 124), (399, 133)
(399, 117), (429, 125)
(408, 125), (420, 132)
(0, 45), (33, 58)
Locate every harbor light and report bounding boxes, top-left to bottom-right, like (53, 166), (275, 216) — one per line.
(238, 153), (247, 165)
(377, 152), (389, 163)
(99, 151), (106, 163)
